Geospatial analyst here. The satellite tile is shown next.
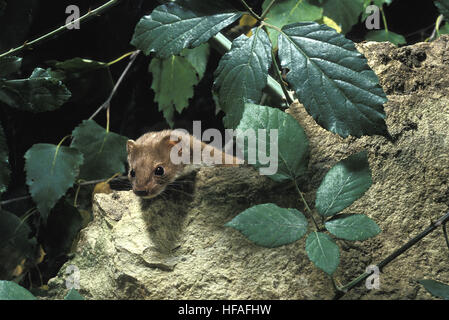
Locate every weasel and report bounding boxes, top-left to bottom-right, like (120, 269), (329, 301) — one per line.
(126, 130), (240, 199)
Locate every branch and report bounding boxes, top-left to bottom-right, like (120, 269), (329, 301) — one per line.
(0, 0), (121, 59)
(334, 211), (449, 299)
(88, 50), (140, 120)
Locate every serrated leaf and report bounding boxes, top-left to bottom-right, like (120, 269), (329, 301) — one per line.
(64, 288), (84, 300)
(235, 103), (309, 181)
(0, 68), (71, 112)
(278, 22), (388, 138)
(316, 151), (372, 217)
(0, 123), (10, 194)
(0, 281), (37, 300)
(365, 30), (406, 46)
(305, 232), (340, 275)
(325, 214), (380, 241)
(0, 56), (22, 78)
(225, 203), (308, 248)
(214, 28), (272, 128)
(131, 1), (241, 58)
(180, 43), (210, 79)
(25, 144), (83, 222)
(263, 0), (323, 47)
(149, 54), (200, 127)
(70, 120), (128, 180)
(419, 279), (449, 300)
(319, 0), (365, 34)
(435, 0), (449, 20)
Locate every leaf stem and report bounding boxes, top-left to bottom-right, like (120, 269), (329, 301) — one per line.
(293, 179), (319, 231)
(380, 7), (388, 34)
(260, 0), (276, 21)
(240, 0), (262, 21)
(270, 45), (294, 105)
(0, 0), (120, 59)
(334, 211), (449, 299)
(107, 51), (135, 66)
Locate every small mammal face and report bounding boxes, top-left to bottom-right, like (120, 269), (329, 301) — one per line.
(127, 130), (184, 199)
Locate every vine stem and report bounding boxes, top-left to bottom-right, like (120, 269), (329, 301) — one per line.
(88, 50), (140, 120)
(0, 0), (120, 59)
(380, 7), (389, 34)
(334, 211), (449, 299)
(240, 0), (262, 21)
(293, 179), (320, 231)
(260, 0), (276, 21)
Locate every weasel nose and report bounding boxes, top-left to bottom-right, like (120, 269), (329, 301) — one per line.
(133, 190), (149, 197)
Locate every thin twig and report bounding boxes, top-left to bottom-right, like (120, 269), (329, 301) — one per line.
(260, 0), (276, 21)
(334, 211), (449, 299)
(0, 0), (120, 59)
(0, 195), (32, 206)
(240, 0), (261, 21)
(88, 50), (140, 120)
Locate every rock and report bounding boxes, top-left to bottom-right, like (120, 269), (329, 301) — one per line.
(46, 36), (449, 299)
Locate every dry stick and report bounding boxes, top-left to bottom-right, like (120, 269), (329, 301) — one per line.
(334, 211), (449, 299)
(0, 0), (120, 59)
(88, 50), (141, 120)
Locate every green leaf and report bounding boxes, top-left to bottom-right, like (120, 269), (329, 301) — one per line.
(235, 103), (309, 181)
(149, 55), (200, 127)
(50, 57), (108, 73)
(305, 232), (340, 275)
(0, 68), (71, 112)
(318, 0), (365, 34)
(0, 281), (37, 300)
(25, 143), (83, 222)
(278, 22), (388, 138)
(180, 43), (210, 79)
(0, 56), (22, 78)
(263, 0), (323, 47)
(419, 279), (449, 300)
(0, 123), (10, 195)
(315, 151), (372, 217)
(365, 30), (406, 46)
(131, 1), (241, 58)
(435, 0), (449, 20)
(325, 214), (381, 241)
(225, 203), (308, 248)
(214, 28), (272, 128)
(71, 120), (128, 180)
(64, 288), (84, 300)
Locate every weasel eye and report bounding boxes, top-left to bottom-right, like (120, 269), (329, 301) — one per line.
(154, 166), (164, 176)
(130, 169), (135, 178)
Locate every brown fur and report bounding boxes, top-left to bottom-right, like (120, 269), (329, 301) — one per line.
(127, 130), (239, 199)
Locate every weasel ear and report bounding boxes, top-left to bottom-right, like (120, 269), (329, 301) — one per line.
(127, 140), (136, 153)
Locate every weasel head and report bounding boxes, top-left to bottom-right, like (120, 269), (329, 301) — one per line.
(126, 130), (185, 199)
